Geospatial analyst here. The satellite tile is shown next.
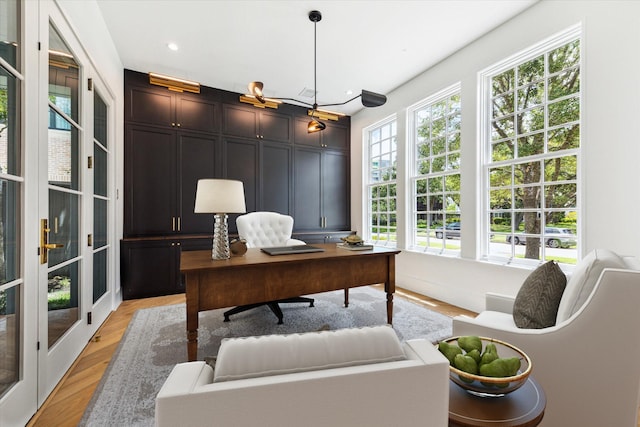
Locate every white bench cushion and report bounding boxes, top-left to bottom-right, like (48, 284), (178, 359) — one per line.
(213, 325), (406, 383)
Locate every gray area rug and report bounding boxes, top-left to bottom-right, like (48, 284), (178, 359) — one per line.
(79, 286), (452, 426)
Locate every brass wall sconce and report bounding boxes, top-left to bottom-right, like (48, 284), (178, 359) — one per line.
(149, 72), (200, 93)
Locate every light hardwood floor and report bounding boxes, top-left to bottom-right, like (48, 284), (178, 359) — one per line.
(24, 287), (640, 427)
(27, 294), (185, 427)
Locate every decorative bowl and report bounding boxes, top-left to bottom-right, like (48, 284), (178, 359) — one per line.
(439, 336), (532, 397)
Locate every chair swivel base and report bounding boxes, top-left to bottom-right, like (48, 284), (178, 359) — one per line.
(223, 297), (315, 325)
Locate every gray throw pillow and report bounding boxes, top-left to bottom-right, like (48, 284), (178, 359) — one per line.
(513, 261), (567, 329)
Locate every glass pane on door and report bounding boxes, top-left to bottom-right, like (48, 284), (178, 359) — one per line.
(47, 263), (78, 348)
(0, 284), (19, 398)
(1, 67), (21, 176)
(47, 23), (81, 349)
(0, 0), (20, 69)
(92, 250), (106, 304)
(93, 93), (108, 302)
(0, 6), (22, 399)
(48, 108), (79, 191)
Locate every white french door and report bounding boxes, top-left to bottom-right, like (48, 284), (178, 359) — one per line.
(0, 1), (38, 425)
(36, 2), (114, 404)
(0, 1), (116, 424)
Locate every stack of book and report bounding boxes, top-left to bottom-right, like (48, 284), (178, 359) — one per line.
(336, 242), (374, 251)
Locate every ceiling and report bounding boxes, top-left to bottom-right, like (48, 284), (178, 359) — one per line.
(96, 0), (536, 114)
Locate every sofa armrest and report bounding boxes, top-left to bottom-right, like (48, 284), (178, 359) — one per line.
(156, 361), (213, 399)
(485, 292), (515, 314)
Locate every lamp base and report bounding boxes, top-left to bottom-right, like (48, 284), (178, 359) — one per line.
(212, 214), (231, 260)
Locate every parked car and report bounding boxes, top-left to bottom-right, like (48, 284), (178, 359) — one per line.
(506, 227), (576, 248)
(434, 222), (461, 239)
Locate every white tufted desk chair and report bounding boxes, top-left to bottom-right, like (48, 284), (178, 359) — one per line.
(223, 212), (314, 324)
(236, 211), (305, 249)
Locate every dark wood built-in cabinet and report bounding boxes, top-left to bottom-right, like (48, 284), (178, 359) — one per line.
(293, 147), (349, 231)
(121, 69), (351, 299)
(120, 237), (212, 300)
(126, 84), (219, 133)
(124, 125), (218, 237)
(294, 116), (349, 150)
(223, 104), (292, 143)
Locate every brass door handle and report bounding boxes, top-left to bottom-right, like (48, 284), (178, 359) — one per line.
(44, 243), (64, 249)
(40, 219), (65, 264)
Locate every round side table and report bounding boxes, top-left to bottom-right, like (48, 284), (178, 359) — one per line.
(448, 376), (546, 427)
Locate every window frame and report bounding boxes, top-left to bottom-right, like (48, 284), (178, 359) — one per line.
(479, 25), (582, 267)
(364, 116), (398, 247)
(408, 83), (462, 256)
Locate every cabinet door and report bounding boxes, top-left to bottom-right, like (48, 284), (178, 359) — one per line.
(120, 240), (179, 300)
(261, 142), (291, 214)
(322, 123), (349, 150)
(178, 133), (218, 234)
(224, 138), (258, 232)
(176, 95), (219, 133)
(294, 116), (321, 147)
(125, 125), (177, 236)
(323, 150), (350, 230)
(293, 147), (322, 230)
(126, 85), (175, 127)
(222, 104), (258, 139)
(258, 110), (291, 143)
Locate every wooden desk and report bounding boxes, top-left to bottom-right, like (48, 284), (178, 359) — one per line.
(180, 244), (401, 361)
(449, 376), (546, 427)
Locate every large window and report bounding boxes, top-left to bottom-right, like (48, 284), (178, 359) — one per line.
(483, 29), (580, 265)
(410, 86), (461, 254)
(366, 119), (397, 246)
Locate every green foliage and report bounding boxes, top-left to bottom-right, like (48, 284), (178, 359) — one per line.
(48, 292), (71, 311)
(488, 39), (580, 258)
(563, 211), (578, 224)
(0, 87), (7, 136)
(0, 88), (7, 121)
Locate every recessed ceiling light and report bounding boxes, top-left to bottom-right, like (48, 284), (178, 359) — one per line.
(167, 43), (179, 51)
(346, 89), (353, 96)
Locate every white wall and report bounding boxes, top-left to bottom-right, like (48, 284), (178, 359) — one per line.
(350, 0), (640, 313)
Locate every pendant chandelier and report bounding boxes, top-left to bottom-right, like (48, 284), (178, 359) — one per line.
(247, 10), (387, 133)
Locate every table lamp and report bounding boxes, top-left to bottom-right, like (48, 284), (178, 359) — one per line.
(194, 179), (246, 259)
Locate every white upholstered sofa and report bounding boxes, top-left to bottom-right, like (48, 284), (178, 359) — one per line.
(155, 325), (449, 427)
(453, 249), (640, 427)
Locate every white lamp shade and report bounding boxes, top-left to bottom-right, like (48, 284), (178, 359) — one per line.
(194, 179), (246, 214)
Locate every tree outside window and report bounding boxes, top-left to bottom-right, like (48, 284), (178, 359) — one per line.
(367, 120), (397, 246)
(411, 87), (462, 254)
(485, 34), (580, 264)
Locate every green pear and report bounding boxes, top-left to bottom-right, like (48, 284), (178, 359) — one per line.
(438, 341), (463, 365)
(484, 343), (498, 356)
(453, 353), (478, 384)
(454, 354), (478, 373)
(457, 335), (482, 353)
(480, 347), (499, 367)
(479, 357), (521, 377)
(504, 357), (522, 376)
(467, 348), (482, 364)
